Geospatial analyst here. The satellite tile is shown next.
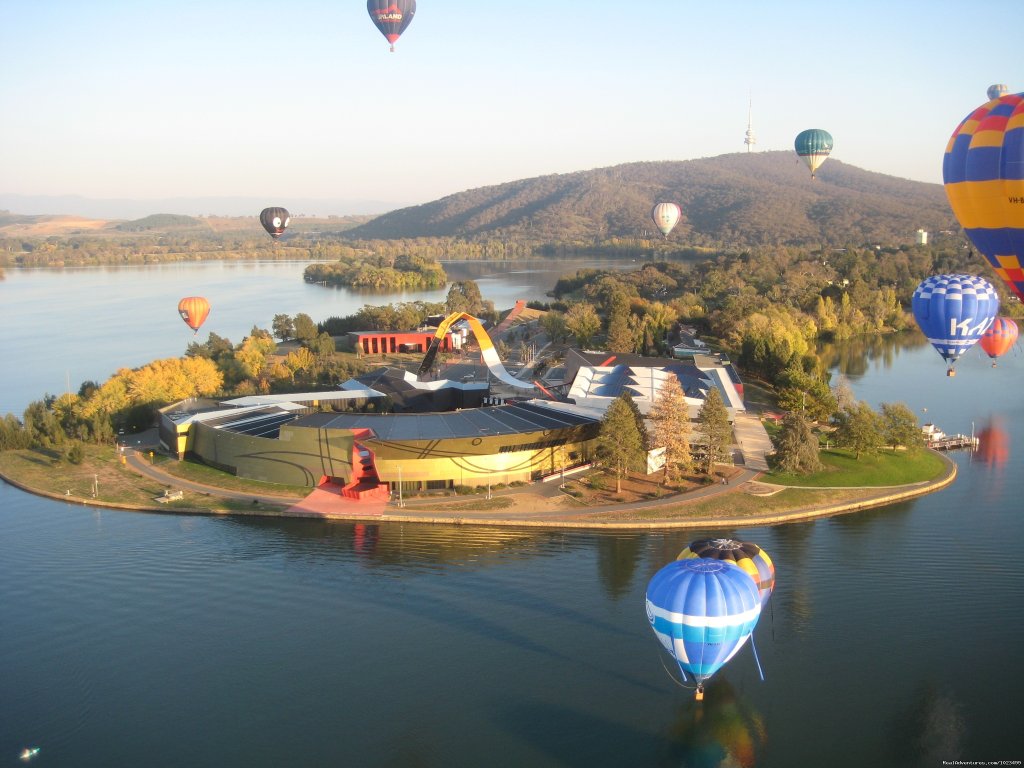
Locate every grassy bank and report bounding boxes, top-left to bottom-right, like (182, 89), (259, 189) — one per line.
(766, 448), (947, 487)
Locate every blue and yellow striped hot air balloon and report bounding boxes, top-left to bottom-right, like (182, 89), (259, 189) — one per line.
(911, 274), (999, 376)
(646, 558), (761, 700)
(794, 128), (833, 178)
(943, 92), (1024, 302)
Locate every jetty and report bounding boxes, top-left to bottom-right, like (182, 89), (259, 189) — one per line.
(922, 423), (979, 451)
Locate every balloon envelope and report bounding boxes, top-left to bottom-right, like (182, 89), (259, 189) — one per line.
(259, 207), (290, 239)
(646, 559), (761, 688)
(177, 296), (210, 333)
(979, 316), (1018, 360)
(651, 202), (681, 237)
(987, 84), (1009, 101)
(794, 129), (833, 177)
(943, 93), (1024, 301)
(678, 538), (775, 608)
(911, 274), (999, 366)
(367, 0), (416, 51)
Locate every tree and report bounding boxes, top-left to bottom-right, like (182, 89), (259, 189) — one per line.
(774, 412), (823, 474)
(697, 387), (732, 475)
(605, 304), (636, 353)
(293, 313), (318, 345)
(540, 311), (568, 344)
(596, 392), (646, 493)
(272, 314), (294, 341)
(236, 330), (277, 381)
(565, 302), (601, 348)
(835, 401), (883, 459)
(648, 374), (692, 484)
(446, 280), (484, 316)
(776, 365), (837, 423)
(881, 402), (921, 452)
(284, 347), (316, 383)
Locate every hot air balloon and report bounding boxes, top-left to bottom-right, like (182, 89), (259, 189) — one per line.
(979, 316), (1018, 364)
(678, 538), (775, 608)
(646, 558), (761, 701)
(260, 207), (290, 239)
(943, 92), (1024, 301)
(178, 296), (211, 335)
(987, 84), (1009, 101)
(367, 0), (416, 52)
(651, 202), (682, 237)
(794, 128), (833, 178)
(911, 274), (999, 376)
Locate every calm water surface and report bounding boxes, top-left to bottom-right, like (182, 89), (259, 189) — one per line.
(1, 263), (1022, 766)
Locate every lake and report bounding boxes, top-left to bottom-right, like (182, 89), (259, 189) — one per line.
(1, 261), (1022, 766)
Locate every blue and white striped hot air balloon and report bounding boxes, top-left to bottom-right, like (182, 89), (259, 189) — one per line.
(646, 558), (761, 700)
(911, 274), (1000, 376)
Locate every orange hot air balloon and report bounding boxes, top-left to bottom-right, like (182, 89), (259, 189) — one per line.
(979, 316), (1018, 364)
(177, 296), (211, 335)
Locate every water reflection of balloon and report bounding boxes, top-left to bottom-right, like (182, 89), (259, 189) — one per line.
(677, 538), (775, 608)
(367, 0), (416, 52)
(651, 202), (682, 237)
(646, 559), (761, 700)
(943, 92), (1024, 302)
(979, 317), (1018, 364)
(259, 207), (290, 239)
(911, 274), (999, 376)
(665, 678), (766, 768)
(177, 296), (211, 335)
(976, 417), (1009, 467)
(794, 128), (833, 178)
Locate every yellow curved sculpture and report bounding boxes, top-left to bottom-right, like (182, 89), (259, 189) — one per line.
(418, 311), (534, 389)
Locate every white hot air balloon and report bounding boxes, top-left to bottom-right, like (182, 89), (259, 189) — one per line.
(987, 83), (1009, 101)
(651, 202), (681, 237)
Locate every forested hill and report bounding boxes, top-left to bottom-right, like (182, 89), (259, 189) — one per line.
(345, 152), (956, 248)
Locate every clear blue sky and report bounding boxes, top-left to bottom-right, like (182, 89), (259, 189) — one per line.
(1, 0), (1020, 212)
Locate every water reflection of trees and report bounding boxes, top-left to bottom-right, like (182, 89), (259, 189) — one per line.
(771, 523), (814, 634)
(888, 682), (965, 767)
(597, 534), (645, 599)
(818, 332), (929, 379)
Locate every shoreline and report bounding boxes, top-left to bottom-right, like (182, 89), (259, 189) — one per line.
(0, 449), (958, 530)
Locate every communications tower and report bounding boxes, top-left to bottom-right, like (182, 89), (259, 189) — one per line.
(744, 98), (756, 152)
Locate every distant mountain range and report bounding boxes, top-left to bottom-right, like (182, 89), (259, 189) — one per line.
(0, 194), (403, 220)
(3, 152), (959, 249)
(344, 152), (958, 248)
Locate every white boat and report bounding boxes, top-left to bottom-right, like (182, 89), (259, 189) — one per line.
(20, 747), (41, 761)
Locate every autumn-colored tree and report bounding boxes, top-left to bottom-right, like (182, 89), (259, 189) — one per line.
(284, 347), (316, 383)
(648, 374), (692, 484)
(565, 302), (601, 348)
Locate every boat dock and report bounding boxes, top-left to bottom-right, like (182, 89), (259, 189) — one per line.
(922, 423), (979, 451)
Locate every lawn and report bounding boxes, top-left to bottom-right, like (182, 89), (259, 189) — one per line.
(153, 455), (308, 497)
(766, 447), (948, 487)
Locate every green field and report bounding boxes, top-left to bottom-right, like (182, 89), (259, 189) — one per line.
(766, 448), (948, 487)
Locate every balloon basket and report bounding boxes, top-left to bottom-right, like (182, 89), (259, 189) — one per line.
(947, 368), (956, 378)
(694, 686), (704, 702)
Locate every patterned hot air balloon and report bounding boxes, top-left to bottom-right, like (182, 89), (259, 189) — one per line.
(178, 296), (211, 335)
(943, 93), (1024, 302)
(794, 129), (833, 178)
(987, 84), (1009, 101)
(651, 202), (681, 237)
(646, 558), (761, 701)
(367, 0), (416, 52)
(260, 207), (290, 239)
(979, 316), (1018, 364)
(911, 274), (999, 376)
(678, 538), (775, 608)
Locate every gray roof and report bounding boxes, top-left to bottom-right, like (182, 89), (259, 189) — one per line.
(294, 401), (596, 441)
